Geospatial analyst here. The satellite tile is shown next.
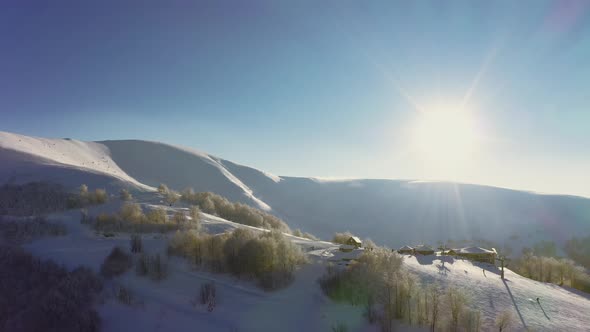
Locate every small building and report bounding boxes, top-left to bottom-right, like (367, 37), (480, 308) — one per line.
(447, 247), (497, 264)
(346, 236), (362, 248)
(398, 245), (414, 254)
(413, 244), (435, 255)
(339, 244), (356, 252)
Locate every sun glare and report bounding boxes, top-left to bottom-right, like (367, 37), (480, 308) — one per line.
(412, 107), (478, 168)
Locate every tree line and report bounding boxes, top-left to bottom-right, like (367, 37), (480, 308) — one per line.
(85, 202), (201, 234)
(175, 186), (291, 233)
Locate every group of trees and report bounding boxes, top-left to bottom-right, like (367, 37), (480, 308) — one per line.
(67, 184), (108, 208)
(564, 235), (590, 269)
(0, 245), (103, 332)
(319, 247), (482, 332)
(177, 187), (291, 233)
(512, 253), (590, 291)
(293, 228), (318, 240)
(0, 216), (66, 244)
(0, 182), (76, 216)
(168, 228), (306, 290)
(87, 202), (201, 234)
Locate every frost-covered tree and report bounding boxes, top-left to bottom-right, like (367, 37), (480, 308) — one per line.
(120, 188), (132, 201)
(157, 183), (169, 194)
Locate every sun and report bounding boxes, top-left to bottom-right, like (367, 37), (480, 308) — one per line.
(412, 106), (478, 167)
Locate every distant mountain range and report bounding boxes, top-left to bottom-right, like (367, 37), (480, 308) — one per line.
(2, 130), (589, 251)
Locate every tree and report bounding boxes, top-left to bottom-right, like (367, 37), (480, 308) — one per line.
(119, 203), (144, 223)
(157, 183), (169, 194)
(79, 184), (89, 196)
(189, 205), (201, 231)
(446, 287), (467, 332)
(495, 310), (513, 332)
(146, 208), (168, 224)
(173, 211), (187, 224)
(165, 191), (179, 206)
(429, 285), (440, 332)
(120, 188), (132, 201)
(130, 234), (142, 253)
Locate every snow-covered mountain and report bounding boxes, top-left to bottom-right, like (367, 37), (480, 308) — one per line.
(2, 130), (590, 250)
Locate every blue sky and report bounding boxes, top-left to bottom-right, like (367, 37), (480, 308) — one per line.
(1, 1), (590, 197)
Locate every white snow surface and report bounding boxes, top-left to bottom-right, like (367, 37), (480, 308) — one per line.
(0, 131), (152, 191)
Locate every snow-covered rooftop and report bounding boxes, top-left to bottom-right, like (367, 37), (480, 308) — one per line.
(453, 247), (496, 254)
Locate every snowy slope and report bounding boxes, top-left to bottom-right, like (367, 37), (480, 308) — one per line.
(23, 200), (373, 332)
(0, 131), (152, 191)
(2, 130), (590, 250)
(21, 198), (590, 332)
(403, 254), (590, 331)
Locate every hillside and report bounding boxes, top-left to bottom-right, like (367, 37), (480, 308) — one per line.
(2, 130), (590, 250)
(19, 197), (590, 332)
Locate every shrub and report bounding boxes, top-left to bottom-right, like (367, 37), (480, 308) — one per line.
(100, 247), (132, 279)
(165, 191), (179, 206)
(119, 188), (133, 201)
(95, 213), (120, 231)
(116, 285), (134, 306)
(151, 254), (167, 281)
(136, 254), (149, 276)
(158, 183), (169, 194)
(200, 282), (216, 305)
(135, 253), (168, 281)
(68, 184), (108, 208)
(173, 211), (187, 224)
(119, 203), (144, 223)
(91, 189), (108, 204)
(146, 207), (168, 224)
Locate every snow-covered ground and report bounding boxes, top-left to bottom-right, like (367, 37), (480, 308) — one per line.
(17, 197), (589, 332)
(404, 254), (590, 331)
